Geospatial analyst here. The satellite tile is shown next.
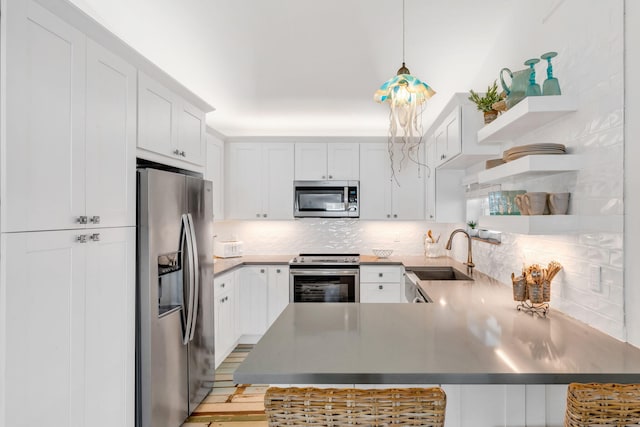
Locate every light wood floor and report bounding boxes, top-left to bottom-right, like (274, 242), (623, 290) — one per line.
(182, 344), (268, 427)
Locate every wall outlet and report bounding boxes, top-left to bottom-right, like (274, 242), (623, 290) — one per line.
(589, 265), (602, 293)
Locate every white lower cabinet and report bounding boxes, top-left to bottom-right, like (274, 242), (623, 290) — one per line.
(238, 266), (269, 343)
(233, 265), (290, 344)
(441, 384), (566, 427)
(1, 227), (135, 427)
(359, 266), (403, 303)
(267, 266), (290, 326)
(214, 270), (239, 367)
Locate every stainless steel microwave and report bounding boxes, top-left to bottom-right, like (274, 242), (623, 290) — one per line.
(293, 181), (359, 218)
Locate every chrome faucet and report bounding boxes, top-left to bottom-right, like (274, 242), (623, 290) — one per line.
(445, 228), (475, 269)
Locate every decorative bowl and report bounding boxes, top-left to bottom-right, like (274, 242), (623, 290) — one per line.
(372, 249), (393, 258)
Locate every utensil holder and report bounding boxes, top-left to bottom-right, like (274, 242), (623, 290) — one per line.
(424, 242), (444, 258)
(527, 280), (544, 304)
(512, 275), (527, 301)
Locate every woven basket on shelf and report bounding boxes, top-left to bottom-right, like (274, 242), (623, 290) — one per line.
(565, 383), (640, 427)
(264, 387), (447, 427)
(527, 280), (544, 304)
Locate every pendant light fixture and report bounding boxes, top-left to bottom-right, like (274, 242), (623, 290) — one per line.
(374, 0), (435, 182)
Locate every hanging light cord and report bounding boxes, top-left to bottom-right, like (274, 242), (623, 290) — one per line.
(402, 0), (405, 64)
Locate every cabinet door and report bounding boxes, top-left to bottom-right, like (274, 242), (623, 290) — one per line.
(444, 108), (462, 160)
(3, 1), (86, 232)
(391, 144), (425, 220)
(205, 134), (224, 221)
(239, 267), (268, 337)
(85, 40), (137, 228)
(3, 230), (85, 427)
(177, 100), (206, 166)
(327, 143), (359, 180)
(426, 142), (436, 221)
(84, 227), (135, 427)
(434, 126), (447, 167)
(267, 266), (290, 326)
(214, 288), (233, 366)
(295, 142), (327, 180)
(226, 143), (263, 219)
(359, 143), (392, 219)
(263, 143), (294, 219)
(138, 71), (178, 158)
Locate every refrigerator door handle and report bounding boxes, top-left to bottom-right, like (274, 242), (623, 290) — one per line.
(181, 213), (196, 345)
(186, 213), (200, 342)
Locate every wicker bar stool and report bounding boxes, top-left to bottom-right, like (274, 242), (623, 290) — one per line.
(565, 383), (640, 426)
(264, 386), (447, 426)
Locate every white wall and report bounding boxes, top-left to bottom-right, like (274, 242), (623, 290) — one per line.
(624, 0), (640, 347)
(461, 0), (626, 340)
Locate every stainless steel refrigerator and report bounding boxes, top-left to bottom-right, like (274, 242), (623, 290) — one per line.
(137, 167), (215, 427)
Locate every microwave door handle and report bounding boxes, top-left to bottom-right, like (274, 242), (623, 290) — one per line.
(344, 186), (348, 206)
(181, 214), (196, 345)
(186, 213), (200, 342)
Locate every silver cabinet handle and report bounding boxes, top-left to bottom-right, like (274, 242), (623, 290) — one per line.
(89, 216), (100, 224)
(378, 273), (383, 277)
(76, 235), (88, 243)
(328, 175), (333, 179)
(76, 216), (88, 224)
(276, 269), (281, 273)
(393, 214), (398, 218)
(260, 269), (265, 273)
(221, 283), (225, 288)
(180, 151), (186, 157)
(263, 213), (267, 218)
(256, 213), (260, 218)
(173, 149), (181, 155)
(322, 175), (326, 179)
(89, 233), (100, 242)
(386, 214), (391, 218)
(378, 285), (383, 290)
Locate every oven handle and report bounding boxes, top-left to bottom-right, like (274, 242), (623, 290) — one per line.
(289, 269), (360, 276)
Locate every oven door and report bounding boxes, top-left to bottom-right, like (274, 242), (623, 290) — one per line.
(290, 268), (360, 302)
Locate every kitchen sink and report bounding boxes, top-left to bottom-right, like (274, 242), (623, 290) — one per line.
(408, 267), (473, 281)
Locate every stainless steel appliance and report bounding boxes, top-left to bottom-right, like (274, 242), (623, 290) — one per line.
(404, 271), (430, 303)
(293, 180), (359, 218)
(289, 254), (360, 302)
(137, 167), (215, 427)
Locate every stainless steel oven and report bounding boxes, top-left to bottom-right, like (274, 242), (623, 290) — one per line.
(289, 254), (360, 302)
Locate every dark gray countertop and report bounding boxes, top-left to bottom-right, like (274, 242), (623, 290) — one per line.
(234, 262), (640, 385)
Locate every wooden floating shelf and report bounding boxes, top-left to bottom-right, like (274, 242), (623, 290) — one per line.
(478, 214), (623, 235)
(477, 154), (582, 184)
(477, 96), (577, 144)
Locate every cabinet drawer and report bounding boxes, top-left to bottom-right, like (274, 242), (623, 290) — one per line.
(214, 272), (234, 296)
(360, 282), (401, 303)
(360, 266), (402, 283)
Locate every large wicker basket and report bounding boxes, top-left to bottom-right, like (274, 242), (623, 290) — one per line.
(565, 383), (640, 426)
(265, 387), (447, 426)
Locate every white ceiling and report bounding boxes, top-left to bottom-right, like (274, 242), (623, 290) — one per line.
(70, 0), (514, 137)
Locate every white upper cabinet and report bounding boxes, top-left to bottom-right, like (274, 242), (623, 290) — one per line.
(85, 40), (137, 228)
(360, 143), (425, 220)
(205, 133), (225, 221)
(226, 142), (294, 220)
(138, 72), (206, 167)
(295, 142), (359, 180)
(2, 1), (136, 232)
(3, 1), (86, 232)
(428, 93), (500, 170)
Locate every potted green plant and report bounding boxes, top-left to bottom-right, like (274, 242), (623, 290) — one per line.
(468, 80), (501, 124)
(467, 220), (478, 237)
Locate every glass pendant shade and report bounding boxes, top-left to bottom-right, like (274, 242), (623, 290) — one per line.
(374, 66), (436, 106)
